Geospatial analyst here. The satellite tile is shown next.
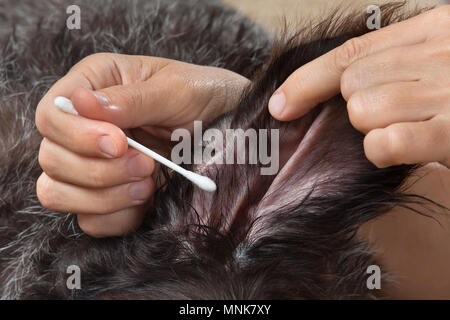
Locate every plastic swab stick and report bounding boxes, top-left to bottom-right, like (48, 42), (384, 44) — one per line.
(54, 96), (217, 192)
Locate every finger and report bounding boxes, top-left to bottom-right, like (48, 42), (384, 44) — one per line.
(35, 53), (123, 129)
(71, 84), (177, 129)
(71, 78), (191, 129)
(269, 7), (440, 121)
(35, 53), (172, 157)
(76, 206), (147, 238)
(347, 82), (444, 133)
(37, 105), (127, 158)
(364, 117), (450, 168)
(341, 45), (422, 100)
(36, 73), (128, 158)
(36, 53), (161, 121)
(341, 39), (450, 99)
(39, 138), (154, 188)
(71, 62), (225, 129)
(36, 173), (154, 215)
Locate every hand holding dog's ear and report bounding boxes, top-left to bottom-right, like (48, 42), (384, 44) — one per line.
(35, 53), (249, 237)
(270, 5), (450, 169)
(68, 54), (249, 131)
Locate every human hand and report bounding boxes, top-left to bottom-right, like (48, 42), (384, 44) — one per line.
(36, 53), (249, 237)
(268, 6), (450, 169)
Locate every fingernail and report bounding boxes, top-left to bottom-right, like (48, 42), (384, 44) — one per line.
(98, 136), (117, 158)
(268, 90), (286, 116)
(92, 91), (110, 107)
(129, 180), (152, 202)
(127, 154), (153, 178)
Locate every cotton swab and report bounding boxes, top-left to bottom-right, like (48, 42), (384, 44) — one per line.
(54, 96), (217, 192)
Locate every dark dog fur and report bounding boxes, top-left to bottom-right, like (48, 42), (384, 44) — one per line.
(0, 0), (436, 299)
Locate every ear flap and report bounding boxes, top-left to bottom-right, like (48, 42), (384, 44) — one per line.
(247, 98), (415, 240)
(154, 3), (423, 243)
(183, 95), (413, 238)
(157, 54), (414, 249)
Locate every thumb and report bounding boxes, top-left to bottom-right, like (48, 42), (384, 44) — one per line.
(71, 79), (183, 129)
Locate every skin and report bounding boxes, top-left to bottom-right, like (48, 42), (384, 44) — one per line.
(268, 5), (450, 169)
(36, 4), (450, 298)
(35, 53), (249, 237)
(267, 5), (450, 298)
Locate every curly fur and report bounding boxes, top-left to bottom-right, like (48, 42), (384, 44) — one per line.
(0, 0), (437, 299)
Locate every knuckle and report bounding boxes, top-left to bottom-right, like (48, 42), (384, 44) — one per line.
(70, 53), (113, 75)
(335, 37), (368, 70)
(347, 93), (368, 130)
(340, 68), (357, 99)
(363, 134), (379, 166)
(38, 140), (65, 182)
(377, 86), (400, 110)
(36, 174), (57, 210)
(77, 215), (106, 238)
(35, 105), (48, 136)
(385, 125), (410, 162)
(132, 86), (145, 111)
(118, 86), (144, 125)
(86, 164), (108, 188)
(136, 56), (153, 81)
(37, 139), (53, 173)
(79, 53), (111, 67)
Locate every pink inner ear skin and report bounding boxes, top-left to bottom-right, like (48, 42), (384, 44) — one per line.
(185, 114), (310, 230)
(248, 106), (336, 239)
(185, 103), (339, 236)
(261, 106), (334, 205)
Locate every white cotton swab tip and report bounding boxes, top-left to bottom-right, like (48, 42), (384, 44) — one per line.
(54, 96), (79, 115)
(53, 96), (217, 193)
(182, 171), (217, 192)
(126, 137), (217, 192)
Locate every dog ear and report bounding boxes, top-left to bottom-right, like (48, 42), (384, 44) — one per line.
(161, 57), (414, 248)
(163, 2), (426, 241)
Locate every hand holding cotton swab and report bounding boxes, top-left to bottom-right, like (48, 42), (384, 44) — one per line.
(54, 96), (216, 192)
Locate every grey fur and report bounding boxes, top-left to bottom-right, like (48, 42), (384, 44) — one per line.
(0, 0), (436, 300)
(0, 0), (271, 299)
